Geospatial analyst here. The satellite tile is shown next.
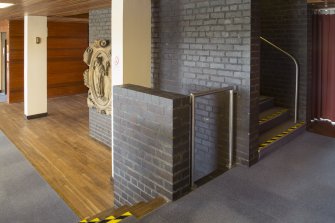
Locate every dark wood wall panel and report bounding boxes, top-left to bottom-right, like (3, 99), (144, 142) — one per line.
(47, 21), (88, 98)
(0, 20), (9, 94)
(8, 20), (24, 103)
(7, 20), (88, 103)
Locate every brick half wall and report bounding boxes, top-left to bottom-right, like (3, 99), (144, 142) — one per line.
(113, 84), (191, 207)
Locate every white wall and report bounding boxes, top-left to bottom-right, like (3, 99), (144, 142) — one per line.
(24, 16), (48, 117)
(123, 0), (151, 87)
(111, 0), (152, 177)
(112, 0), (151, 87)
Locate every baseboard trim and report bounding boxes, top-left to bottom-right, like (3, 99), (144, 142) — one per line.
(25, 113), (48, 120)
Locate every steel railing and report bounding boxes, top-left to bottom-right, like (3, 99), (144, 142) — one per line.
(260, 36), (299, 123)
(190, 87), (235, 187)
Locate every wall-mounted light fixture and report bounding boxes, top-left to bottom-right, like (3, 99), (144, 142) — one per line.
(0, 3), (15, 9)
(36, 37), (41, 44)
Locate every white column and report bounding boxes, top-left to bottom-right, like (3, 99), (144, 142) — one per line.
(112, 0), (151, 87)
(111, 0), (152, 176)
(24, 16), (48, 119)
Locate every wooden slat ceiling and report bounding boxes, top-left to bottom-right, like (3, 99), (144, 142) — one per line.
(0, 0), (111, 20)
(308, 0), (335, 4)
(0, 0), (333, 21)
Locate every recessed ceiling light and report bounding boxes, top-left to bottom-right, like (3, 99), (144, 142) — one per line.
(0, 3), (14, 9)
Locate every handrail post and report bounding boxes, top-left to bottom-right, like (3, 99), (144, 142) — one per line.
(260, 36), (299, 123)
(190, 93), (196, 189)
(228, 89), (234, 169)
(295, 63), (299, 124)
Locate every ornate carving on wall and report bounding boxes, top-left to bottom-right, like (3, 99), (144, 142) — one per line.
(83, 40), (111, 115)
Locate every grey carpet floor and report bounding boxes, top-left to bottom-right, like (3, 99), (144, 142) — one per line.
(0, 131), (79, 223)
(141, 131), (335, 223)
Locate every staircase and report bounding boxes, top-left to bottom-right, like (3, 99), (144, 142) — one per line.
(258, 96), (305, 158)
(80, 197), (166, 223)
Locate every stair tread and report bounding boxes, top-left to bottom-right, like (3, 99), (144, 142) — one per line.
(119, 216), (138, 223)
(259, 95), (274, 102)
(86, 205), (130, 221)
(259, 107), (288, 121)
(130, 197), (166, 218)
(82, 197), (166, 223)
(259, 120), (301, 144)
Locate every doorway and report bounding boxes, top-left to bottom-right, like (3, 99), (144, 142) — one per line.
(0, 32), (7, 103)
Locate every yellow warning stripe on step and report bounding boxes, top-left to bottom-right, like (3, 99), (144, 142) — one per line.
(259, 122), (305, 151)
(80, 212), (133, 223)
(259, 109), (289, 124)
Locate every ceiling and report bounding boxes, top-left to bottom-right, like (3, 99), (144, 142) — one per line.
(0, 0), (334, 21)
(0, 0), (111, 20)
(308, 0), (335, 4)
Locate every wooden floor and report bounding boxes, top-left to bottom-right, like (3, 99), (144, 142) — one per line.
(0, 94), (113, 218)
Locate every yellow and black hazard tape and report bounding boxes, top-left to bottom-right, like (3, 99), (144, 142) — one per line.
(259, 121), (305, 151)
(80, 212), (133, 223)
(259, 109), (289, 124)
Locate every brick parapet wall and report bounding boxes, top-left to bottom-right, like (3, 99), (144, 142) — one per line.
(113, 85), (191, 207)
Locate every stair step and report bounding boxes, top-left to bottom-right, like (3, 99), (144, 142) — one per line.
(259, 121), (306, 159)
(119, 216), (138, 223)
(259, 96), (275, 112)
(83, 205), (130, 222)
(80, 197), (167, 223)
(259, 107), (290, 134)
(129, 197), (167, 219)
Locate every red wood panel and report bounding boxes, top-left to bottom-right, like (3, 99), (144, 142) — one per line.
(7, 20), (88, 103)
(47, 21), (88, 99)
(8, 20), (24, 103)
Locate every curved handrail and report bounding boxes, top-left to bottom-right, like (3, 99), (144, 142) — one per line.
(260, 36), (299, 123)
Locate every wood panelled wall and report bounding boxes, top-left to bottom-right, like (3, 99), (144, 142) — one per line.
(0, 20), (9, 94)
(7, 20), (88, 103)
(8, 20), (24, 103)
(48, 22), (88, 98)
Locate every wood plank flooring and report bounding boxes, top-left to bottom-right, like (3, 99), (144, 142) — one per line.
(0, 94), (113, 218)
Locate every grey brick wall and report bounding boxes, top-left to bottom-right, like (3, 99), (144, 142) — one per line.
(193, 93), (230, 181)
(250, 0), (261, 165)
(152, 0), (259, 166)
(89, 108), (112, 147)
(306, 5), (314, 123)
(89, 8), (111, 44)
(88, 7), (112, 147)
(113, 85), (190, 207)
(260, 0), (308, 121)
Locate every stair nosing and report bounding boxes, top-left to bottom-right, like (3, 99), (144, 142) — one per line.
(259, 108), (289, 124)
(259, 121), (306, 152)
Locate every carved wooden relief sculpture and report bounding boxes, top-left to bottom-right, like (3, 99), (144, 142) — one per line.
(83, 40), (111, 115)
